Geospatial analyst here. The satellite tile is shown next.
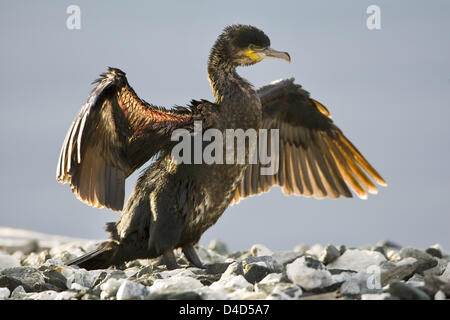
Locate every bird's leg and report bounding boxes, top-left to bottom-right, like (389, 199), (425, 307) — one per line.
(162, 249), (179, 270)
(182, 245), (205, 269)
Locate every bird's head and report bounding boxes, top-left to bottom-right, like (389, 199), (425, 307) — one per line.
(210, 24), (291, 67)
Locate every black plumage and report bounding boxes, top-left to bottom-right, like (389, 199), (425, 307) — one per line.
(57, 25), (386, 270)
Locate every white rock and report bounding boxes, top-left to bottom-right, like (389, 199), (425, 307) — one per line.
(195, 286), (228, 300)
(210, 275), (253, 292)
(55, 291), (77, 300)
(70, 283), (89, 291)
(361, 293), (393, 300)
(158, 269), (195, 279)
(434, 290), (446, 300)
(259, 273), (283, 285)
(0, 287), (10, 300)
(286, 257), (333, 290)
(340, 278), (361, 295)
(228, 288), (266, 300)
(149, 276), (204, 294)
(124, 267), (141, 278)
(27, 290), (59, 300)
(293, 244), (310, 254)
(10, 285), (26, 298)
(250, 244), (273, 257)
(266, 284), (303, 300)
(305, 244), (324, 258)
(0, 251), (20, 269)
(116, 280), (147, 300)
(100, 278), (124, 299)
(60, 267), (105, 288)
(42, 258), (64, 267)
(386, 249), (402, 262)
(197, 246), (227, 264)
(440, 262), (450, 281)
(327, 249), (386, 272)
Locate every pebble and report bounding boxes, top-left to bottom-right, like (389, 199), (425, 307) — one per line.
(208, 240), (229, 255)
(286, 257), (333, 291)
(388, 280), (431, 300)
(116, 280), (147, 300)
(2, 228), (449, 301)
(0, 251), (21, 270)
(319, 244), (341, 265)
(0, 287), (10, 300)
(327, 249), (386, 272)
(250, 244), (274, 257)
(399, 248), (438, 274)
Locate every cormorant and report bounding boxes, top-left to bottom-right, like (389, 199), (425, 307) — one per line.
(56, 25), (387, 270)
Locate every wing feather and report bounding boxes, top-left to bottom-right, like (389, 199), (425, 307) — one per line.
(57, 67), (192, 211)
(233, 78), (386, 204)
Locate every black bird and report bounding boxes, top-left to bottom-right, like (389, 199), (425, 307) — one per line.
(57, 25), (387, 270)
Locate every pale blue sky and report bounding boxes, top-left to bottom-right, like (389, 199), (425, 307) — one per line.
(1, 1), (449, 251)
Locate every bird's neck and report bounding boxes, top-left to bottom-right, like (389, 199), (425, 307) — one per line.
(207, 59), (252, 104)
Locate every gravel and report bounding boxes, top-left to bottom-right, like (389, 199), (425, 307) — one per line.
(0, 227), (449, 300)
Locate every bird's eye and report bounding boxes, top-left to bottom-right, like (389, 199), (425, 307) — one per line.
(248, 44), (255, 50)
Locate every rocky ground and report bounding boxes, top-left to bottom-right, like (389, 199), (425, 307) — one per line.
(0, 227), (449, 300)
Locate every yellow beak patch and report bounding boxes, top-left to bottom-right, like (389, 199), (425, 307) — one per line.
(244, 49), (264, 62)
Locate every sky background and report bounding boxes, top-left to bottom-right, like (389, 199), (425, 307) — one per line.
(1, 1), (449, 252)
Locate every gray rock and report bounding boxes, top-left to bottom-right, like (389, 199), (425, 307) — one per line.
(0, 267), (45, 291)
(271, 251), (304, 266)
(146, 290), (202, 300)
(0, 275), (24, 292)
(205, 262), (233, 275)
(425, 247), (442, 259)
(10, 285), (26, 299)
(420, 275), (450, 298)
(243, 256), (282, 279)
(42, 269), (68, 291)
(423, 258), (448, 277)
(388, 280), (431, 300)
(220, 261), (244, 279)
(320, 245), (341, 265)
(286, 257), (333, 291)
(265, 283), (303, 300)
(380, 257), (417, 284)
(208, 240), (228, 255)
(338, 271), (383, 296)
(376, 240), (402, 250)
(406, 274), (425, 288)
(399, 248), (438, 274)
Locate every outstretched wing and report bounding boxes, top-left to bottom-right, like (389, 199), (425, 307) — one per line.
(56, 67), (192, 211)
(232, 78), (387, 204)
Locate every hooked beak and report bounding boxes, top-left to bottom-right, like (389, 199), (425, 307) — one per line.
(260, 47), (291, 63)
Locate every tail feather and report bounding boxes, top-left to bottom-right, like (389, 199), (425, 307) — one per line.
(67, 241), (118, 270)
